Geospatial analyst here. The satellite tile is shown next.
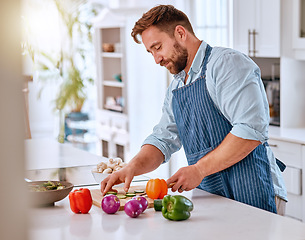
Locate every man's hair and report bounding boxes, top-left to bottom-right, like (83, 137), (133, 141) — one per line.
(131, 5), (195, 44)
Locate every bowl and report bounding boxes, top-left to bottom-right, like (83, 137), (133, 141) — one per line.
(102, 43), (115, 52)
(91, 169), (110, 184)
(91, 170), (124, 187)
(28, 181), (74, 207)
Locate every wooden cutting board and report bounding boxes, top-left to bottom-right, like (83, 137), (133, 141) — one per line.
(90, 185), (154, 211)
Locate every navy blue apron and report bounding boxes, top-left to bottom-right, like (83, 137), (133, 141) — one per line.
(172, 45), (277, 213)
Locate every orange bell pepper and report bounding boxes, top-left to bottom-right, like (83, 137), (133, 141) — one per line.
(69, 188), (92, 214)
(146, 178), (168, 199)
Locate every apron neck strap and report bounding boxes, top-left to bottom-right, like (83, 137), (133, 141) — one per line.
(201, 44), (213, 76)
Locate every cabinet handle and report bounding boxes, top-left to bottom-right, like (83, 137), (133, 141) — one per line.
(248, 29), (258, 57)
(269, 144), (278, 148)
(252, 29), (258, 57)
(248, 29), (252, 56)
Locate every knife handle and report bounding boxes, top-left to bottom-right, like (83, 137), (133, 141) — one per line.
(167, 182), (176, 188)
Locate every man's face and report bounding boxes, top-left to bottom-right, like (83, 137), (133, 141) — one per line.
(141, 26), (188, 74)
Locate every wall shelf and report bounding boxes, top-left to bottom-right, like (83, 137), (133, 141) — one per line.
(93, 9), (129, 161)
(101, 52), (123, 58)
(103, 81), (124, 88)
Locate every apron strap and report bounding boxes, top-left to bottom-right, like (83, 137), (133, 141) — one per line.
(202, 44), (212, 76)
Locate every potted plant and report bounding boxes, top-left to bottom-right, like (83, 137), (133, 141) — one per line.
(22, 0), (102, 142)
(54, 0), (98, 113)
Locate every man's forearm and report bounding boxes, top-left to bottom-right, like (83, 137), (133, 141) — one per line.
(194, 133), (261, 179)
(128, 144), (165, 176)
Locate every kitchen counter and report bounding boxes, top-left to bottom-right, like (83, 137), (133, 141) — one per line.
(25, 138), (104, 170)
(28, 186), (305, 240)
(26, 138), (305, 239)
(25, 138), (105, 187)
(25, 138), (148, 187)
(269, 126), (305, 144)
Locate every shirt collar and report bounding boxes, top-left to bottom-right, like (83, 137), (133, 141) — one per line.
(173, 70), (186, 83)
(188, 41), (207, 76)
(173, 41), (207, 84)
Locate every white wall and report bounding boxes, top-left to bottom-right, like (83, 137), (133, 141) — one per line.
(123, 10), (171, 179)
(123, 1), (190, 178)
(0, 1), (28, 239)
(126, 15), (167, 156)
(281, 58), (305, 127)
(280, 0), (305, 128)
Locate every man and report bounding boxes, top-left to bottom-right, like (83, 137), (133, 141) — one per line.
(101, 5), (287, 214)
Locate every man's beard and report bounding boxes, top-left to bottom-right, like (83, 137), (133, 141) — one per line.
(161, 42), (188, 74)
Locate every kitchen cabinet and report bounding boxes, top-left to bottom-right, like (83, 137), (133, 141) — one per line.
(93, 9), (129, 161)
(232, 0), (280, 57)
(93, 9), (168, 167)
(269, 137), (305, 221)
(293, 0), (305, 59)
(302, 145), (305, 222)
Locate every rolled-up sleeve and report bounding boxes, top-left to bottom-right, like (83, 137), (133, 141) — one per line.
(210, 50), (270, 143)
(142, 83), (182, 162)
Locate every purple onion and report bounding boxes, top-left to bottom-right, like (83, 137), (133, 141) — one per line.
(101, 194), (120, 214)
(124, 199), (143, 218)
(132, 196), (148, 213)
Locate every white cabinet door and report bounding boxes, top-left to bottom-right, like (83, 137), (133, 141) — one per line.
(233, 0), (280, 57)
(232, 0), (256, 55)
(302, 145), (305, 222)
(269, 138), (304, 221)
(293, 0), (305, 59)
(293, 0), (305, 48)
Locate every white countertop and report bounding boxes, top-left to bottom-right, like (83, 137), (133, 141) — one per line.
(25, 138), (105, 170)
(269, 126), (305, 144)
(28, 187), (305, 240)
(26, 138), (305, 239)
(25, 138), (149, 187)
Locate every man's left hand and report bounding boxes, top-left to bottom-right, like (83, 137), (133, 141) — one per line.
(166, 165), (203, 193)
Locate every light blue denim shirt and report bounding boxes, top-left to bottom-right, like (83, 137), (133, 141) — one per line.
(143, 41), (287, 200)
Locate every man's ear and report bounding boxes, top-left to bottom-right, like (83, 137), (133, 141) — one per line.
(174, 25), (187, 42)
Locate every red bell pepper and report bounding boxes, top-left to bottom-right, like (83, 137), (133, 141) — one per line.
(69, 188), (92, 214)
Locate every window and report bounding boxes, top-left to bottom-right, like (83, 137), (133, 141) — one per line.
(191, 0), (232, 48)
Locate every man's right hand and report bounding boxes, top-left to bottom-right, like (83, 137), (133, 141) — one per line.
(100, 145), (165, 195)
(100, 166), (135, 195)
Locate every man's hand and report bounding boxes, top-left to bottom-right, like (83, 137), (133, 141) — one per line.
(166, 134), (261, 194)
(100, 145), (164, 195)
(100, 166), (135, 195)
(166, 165), (203, 193)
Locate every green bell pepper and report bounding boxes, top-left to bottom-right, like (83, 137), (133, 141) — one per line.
(162, 195), (194, 221)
